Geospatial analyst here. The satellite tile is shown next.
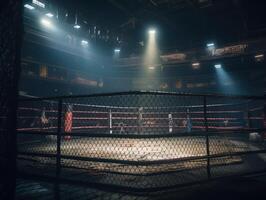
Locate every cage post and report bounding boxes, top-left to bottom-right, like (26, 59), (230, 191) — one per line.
(245, 102), (251, 128)
(56, 99), (63, 178)
(138, 107), (143, 134)
(186, 108), (192, 132)
(169, 113), (173, 133)
(263, 97), (266, 139)
(204, 96), (211, 179)
(109, 109), (112, 134)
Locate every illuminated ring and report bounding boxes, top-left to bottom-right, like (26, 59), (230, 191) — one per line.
(17, 101), (264, 133)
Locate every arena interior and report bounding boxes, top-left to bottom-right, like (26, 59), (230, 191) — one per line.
(1, 0), (266, 199)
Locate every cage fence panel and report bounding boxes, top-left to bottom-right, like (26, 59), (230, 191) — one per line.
(17, 99), (59, 133)
(16, 92), (266, 191)
(206, 96), (266, 178)
(17, 99), (60, 177)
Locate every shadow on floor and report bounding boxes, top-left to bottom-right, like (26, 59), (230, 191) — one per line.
(16, 175), (266, 200)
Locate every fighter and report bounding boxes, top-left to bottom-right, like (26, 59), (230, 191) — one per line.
(186, 108), (192, 132)
(118, 122), (126, 134)
(40, 107), (49, 129)
(138, 107), (143, 133)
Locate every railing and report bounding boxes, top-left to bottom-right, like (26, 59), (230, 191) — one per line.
(16, 91), (266, 192)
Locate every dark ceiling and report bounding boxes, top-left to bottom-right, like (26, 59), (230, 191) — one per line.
(51, 0), (266, 53)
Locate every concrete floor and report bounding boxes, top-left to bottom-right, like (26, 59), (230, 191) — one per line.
(16, 136), (266, 190)
(15, 173), (266, 200)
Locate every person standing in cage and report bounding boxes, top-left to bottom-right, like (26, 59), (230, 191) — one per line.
(119, 122), (126, 134)
(169, 113), (174, 133)
(138, 107), (143, 133)
(224, 119), (229, 127)
(40, 107), (49, 130)
(186, 108), (192, 132)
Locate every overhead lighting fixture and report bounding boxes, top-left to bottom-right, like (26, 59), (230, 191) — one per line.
(192, 62), (200, 69)
(81, 40), (88, 46)
(254, 54), (264, 58)
(73, 24), (81, 29)
(73, 13), (81, 29)
(254, 54), (264, 62)
(207, 43), (215, 48)
(148, 29), (156, 34)
(148, 66), (155, 70)
(24, 4), (35, 10)
(114, 48), (121, 53)
(32, 0), (45, 8)
(45, 13), (54, 18)
(40, 18), (52, 28)
(214, 64), (222, 69)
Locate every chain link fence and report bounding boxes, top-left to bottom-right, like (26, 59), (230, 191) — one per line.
(0, 1), (22, 199)
(17, 91), (266, 192)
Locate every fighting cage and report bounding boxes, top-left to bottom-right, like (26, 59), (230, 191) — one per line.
(17, 91), (266, 192)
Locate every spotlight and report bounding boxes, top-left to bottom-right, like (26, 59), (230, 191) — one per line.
(32, 0), (45, 8)
(81, 40), (88, 46)
(73, 24), (81, 29)
(45, 13), (54, 18)
(214, 64), (222, 69)
(40, 18), (52, 28)
(255, 54), (264, 58)
(145, 28), (159, 70)
(148, 29), (156, 34)
(74, 14), (81, 29)
(114, 48), (121, 53)
(207, 43), (215, 48)
(254, 54), (264, 62)
(192, 62), (200, 69)
(215, 64), (236, 93)
(24, 4), (35, 10)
